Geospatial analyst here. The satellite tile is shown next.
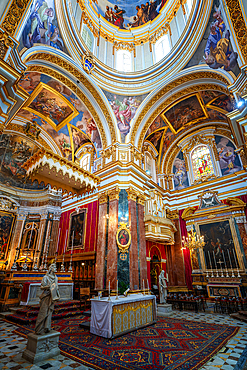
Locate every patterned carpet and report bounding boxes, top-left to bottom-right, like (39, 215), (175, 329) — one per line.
(11, 315), (239, 370)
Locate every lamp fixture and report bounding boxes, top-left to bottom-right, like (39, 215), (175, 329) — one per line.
(182, 227), (205, 251)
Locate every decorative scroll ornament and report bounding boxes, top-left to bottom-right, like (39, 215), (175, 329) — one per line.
(82, 53), (95, 74)
(25, 120), (41, 140)
(116, 222), (131, 254)
(198, 190), (222, 209)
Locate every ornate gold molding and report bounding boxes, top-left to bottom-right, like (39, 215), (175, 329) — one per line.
(126, 186), (139, 202)
(1, 0), (30, 37)
(226, 197), (246, 207)
(25, 54), (117, 147)
(108, 186), (120, 201)
(98, 192), (108, 205)
(132, 78), (229, 150)
(181, 207), (196, 219)
(166, 209), (179, 220)
(225, 0), (247, 61)
(0, 29), (14, 60)
(137, 194), (146, 206)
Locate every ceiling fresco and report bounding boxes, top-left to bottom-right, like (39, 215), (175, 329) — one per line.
(92, 0), (167, 29)
(144, 90), (233, 171)
(19, 0), (66, 53)
(103, 89), (148, 142)
(18, 72), (102, 163)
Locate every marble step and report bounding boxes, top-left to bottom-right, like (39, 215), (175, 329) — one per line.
(230, 311), (247, 323)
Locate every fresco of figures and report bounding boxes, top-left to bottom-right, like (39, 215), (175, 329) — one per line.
(19, 0), (65, 52)
(185, 1), (239, 75)
(18, 72), (102, 159)
(0, 134), (44, 189)
(103, 90), (147, 141)
(92, 0), (167, 29)
(215, 136), (242, 175)
(172, 151), (189, 190)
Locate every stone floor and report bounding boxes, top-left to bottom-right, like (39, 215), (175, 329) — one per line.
(0, 305), (247, 370)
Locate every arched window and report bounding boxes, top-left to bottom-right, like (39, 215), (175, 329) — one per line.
(191, 145), (214, 180)
(82, 26), (93, 51)
(116, 49), (132, 72)
(80, 154), (90, 171)
(155, 34), (170, 63)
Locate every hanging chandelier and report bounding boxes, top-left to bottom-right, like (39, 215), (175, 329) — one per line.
(182, 228), (205, 250)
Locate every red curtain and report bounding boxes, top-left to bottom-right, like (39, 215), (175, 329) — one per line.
(179, 210), (193, 290)
(241, 195), (247, 220)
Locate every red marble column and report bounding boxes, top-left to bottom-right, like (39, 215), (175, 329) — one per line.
(138, 200), (147, 284)
(95, 193), (108, 290)
(107, 188), (120, 290)
(127, 188), (139, 290)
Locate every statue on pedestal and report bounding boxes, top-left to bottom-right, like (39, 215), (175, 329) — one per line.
(35, 264), (60, 335)
(158, 270), (168, 304)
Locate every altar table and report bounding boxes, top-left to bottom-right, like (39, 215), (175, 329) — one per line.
(90, 294), (157, 338)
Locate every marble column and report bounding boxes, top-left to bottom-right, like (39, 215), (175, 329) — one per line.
(127, 187), (139, 290)
(107, 187), (120, 290)
(137, 195), (147, 284)
(95, 192), (108, 290)
(8, 212), (26, 269)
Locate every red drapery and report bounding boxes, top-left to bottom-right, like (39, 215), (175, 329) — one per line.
(179, 209), (193, 290)
(241, 195), (247, 220)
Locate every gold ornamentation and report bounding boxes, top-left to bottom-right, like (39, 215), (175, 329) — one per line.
(25, 120), (41, 140)
(114, 41), (135, 52)
(150, 23), (170, 44)
(182, 135), (214, 154)
(224, 0), (247, 61)
(181, 207), (196, 219)
(81, 53), (95, 74)
(0, 28), (14, 59)
(193, 174), (217, 185)
(126, 186), (139, 202)
(133, 80), (229, 150)
(98, 192), (108, 204)
(108, 186), (120, 201)
(116, 222), (131, 254)
(166, 209), (179, 220)
(137, 194), (146, 206)
(1, 0), (30, 36)
(226, 197), (246, 207)
(25, 55), (117, 146)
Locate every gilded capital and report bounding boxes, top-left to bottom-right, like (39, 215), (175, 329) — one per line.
(108, 186), (120, 201)
(98, 192), (108, 204)
(137, 194), (146, 206)
(126, 186), (139, 202)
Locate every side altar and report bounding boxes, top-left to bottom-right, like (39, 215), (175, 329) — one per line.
(0, 271), (73, 308)
(90, 294), (157, 339)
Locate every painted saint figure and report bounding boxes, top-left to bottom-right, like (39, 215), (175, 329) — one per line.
(158, 270), (168, 304)
(35, 264), (60, 335)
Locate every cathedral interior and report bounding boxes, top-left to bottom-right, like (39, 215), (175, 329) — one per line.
(0, 0), (247, 369)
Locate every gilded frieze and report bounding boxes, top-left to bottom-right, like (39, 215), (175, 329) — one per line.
(1, 0), (30, 37)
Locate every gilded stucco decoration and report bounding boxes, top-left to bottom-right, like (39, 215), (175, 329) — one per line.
(0, 29), (14, 60)
(133, 76), (230, 150)
(1, 0), (30, 37)
(24, 53), (117, 146)
(224, 0), (247, 61)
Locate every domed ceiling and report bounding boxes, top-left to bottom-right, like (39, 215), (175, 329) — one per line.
(91, 0), (167, 29)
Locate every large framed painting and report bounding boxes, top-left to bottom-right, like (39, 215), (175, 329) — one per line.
(198, 219), (241, 271)
(161, 94), (208, 134)
(0, 211), (16, 261)
(68, 209), (87, 250)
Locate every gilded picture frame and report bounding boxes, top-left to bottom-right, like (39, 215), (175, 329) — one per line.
(116, 223), (131, 254)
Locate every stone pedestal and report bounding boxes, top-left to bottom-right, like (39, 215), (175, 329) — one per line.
(157, 303), (173, 316)
(22, 330), (60, 364)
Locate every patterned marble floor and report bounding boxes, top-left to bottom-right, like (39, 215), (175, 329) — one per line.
(0, 306), (247, 370)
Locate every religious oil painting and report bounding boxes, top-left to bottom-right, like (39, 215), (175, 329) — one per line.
(70, 126), (92, 154)
(145, 115), (167, 137)
(0, 134), (44, 190)
(207, 109), (227, 121)
(172, 151), (189, 190)
(208, 94), (233, 113)
(116, 224), (131, 253)
(68, 210), (87, 250)
(162, 95), (208, 133)
(199, 90), (223, 105)
(0, 211), (16, 261)
(199, 220), (240, 270)
(215, 135), (242, 176)
(146, 129), (164, 150)
(24, 83), (77, 131)
(92, 0), (167, 29)
(103, 90), (147, 141)
(18, 73), (102, 158)
(19, 0), (65, 52)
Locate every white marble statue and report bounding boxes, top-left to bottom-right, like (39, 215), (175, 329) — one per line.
(158, 270), (168, 304)
(35, 264), (60, 335)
